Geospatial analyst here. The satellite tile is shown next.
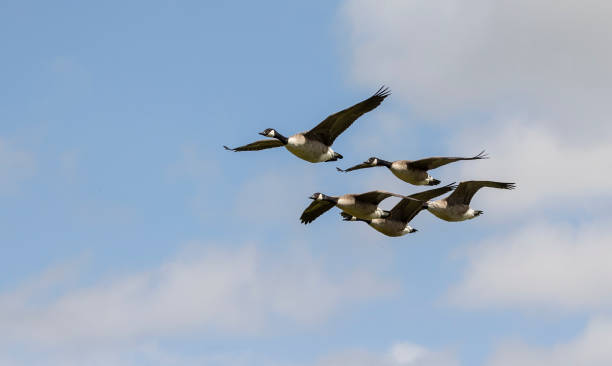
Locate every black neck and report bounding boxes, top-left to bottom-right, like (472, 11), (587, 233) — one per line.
(377, 159), (392, 168)
(274, 133), (288, 145)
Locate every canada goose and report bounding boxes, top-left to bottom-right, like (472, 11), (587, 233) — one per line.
(300, 190), (406, 224)
(341, 184), (456, 237)
(337, 151), (488, 185)
(224, 86), (391, 163)
(426, 181), (515, 221)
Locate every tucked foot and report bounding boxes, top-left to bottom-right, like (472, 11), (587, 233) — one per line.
(340, 212), (355, 221)
(326, 152), (343, 161)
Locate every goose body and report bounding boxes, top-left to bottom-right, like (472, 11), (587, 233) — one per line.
(338, 151), (488, 186)
(300, 190), (402, 224)
(224, 87), (391, 163)
(426, 200), (478, 222)
(365, 217), (416, 237)
(341, 184), (456, 237)
(285, 133), (337, 163)
(389, 160), (435, 185)
(426, 181), (515, 222)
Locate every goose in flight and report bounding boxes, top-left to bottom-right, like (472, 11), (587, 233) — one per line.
(224, 86), (391, 163)
(337, 151), (488, 185)
(426, 180), (515, 221)
(300, 190), (406, 225)
(341, 184), (456, 237)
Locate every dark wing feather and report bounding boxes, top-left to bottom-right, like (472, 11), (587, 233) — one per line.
(388, 196), (426, 223)
(299, 200), (336, 224)
(336, 162), (375, 173)
(408, 183), (457, 202)
(407, 151), (488, 171)
(223, 139), (284, 152)
(354, 190), (404, 204)
(304, 86), (391, 146)
(447, 181), (516, 205)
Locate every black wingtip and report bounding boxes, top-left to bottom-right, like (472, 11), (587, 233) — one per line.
(475, 150), (489, 159)
(336, 167), (346, 173)
(505, 183), (516, 190)
(223, 145), (235, 151)
(374, 85), (391, 99)
(446, 182), (458, 190)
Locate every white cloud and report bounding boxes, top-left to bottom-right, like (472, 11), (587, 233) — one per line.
(340, 0), (612, 129)
(487, 317), (612, 366)
(0, 138), (36, 194)
(448, 220), (612, 310)
(0, 243), (395, 347)
(446, 120), (612, 212)
(316, 341), (458, 366)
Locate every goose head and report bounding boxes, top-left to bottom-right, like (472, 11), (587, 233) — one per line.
(364, 157), (379, 166)
(309, 192), (325, 201)
(259, 128), (278, 138)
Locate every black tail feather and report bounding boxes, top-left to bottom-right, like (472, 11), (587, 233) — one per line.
(428, 179), (441, 186)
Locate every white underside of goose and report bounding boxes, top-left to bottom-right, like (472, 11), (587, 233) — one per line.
(426, 201), (477, 222)
(339, 206), (386, 220)
(368, 219), (414, 237)
(389, 162), (432, 185)
(285, 134), (335, 163)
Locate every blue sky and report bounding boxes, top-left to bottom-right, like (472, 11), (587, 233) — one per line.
(2, 1), (612, 365)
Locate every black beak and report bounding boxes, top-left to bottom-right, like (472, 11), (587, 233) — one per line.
(258, 132), (267, 136)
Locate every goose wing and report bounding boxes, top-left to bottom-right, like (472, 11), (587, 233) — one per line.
(304, 86), (391, 146)
(447, 181), (516, 205)
(223, 139), (284, 152)
(408, 183), (457, 202)
(336, 162), (374, 173)
(388, 196), (426, 223)
(354, 190), (404, 205)
(407, 151), (488, 171)
(300, 200), (336, 224)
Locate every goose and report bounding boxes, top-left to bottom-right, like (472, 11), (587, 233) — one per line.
(224, 86), (391, 163)
(341, 184), (456, 237)
(426, 180), (515, 221)
(337, 151), (488, 185)
(300, 190), (406, 225)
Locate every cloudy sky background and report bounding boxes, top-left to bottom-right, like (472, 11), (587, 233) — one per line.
(1, 0), (611, 364)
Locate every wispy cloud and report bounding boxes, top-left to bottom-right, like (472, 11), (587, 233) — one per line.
(0, 242), (396, 348)
(487, 317), (612, 366)
(314, 341), (458, 366)
(0, 138), (36, 194)
(448, 220), (612, 311)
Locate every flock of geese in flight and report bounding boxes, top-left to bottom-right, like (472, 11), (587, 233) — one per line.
(224, 86), (515, 237)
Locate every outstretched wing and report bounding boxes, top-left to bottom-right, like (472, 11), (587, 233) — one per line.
(304, 86), (391, 146)
(407, 151), (488, 171)
(336, 162), (375, 173)
(354, 190), (404, 205)
(408, 183), (457, 202)
(447, 181), (515, 205)
(223, 139), (284, 152)
(299, 200), (336, 224)
(388, 196), (426, 223)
